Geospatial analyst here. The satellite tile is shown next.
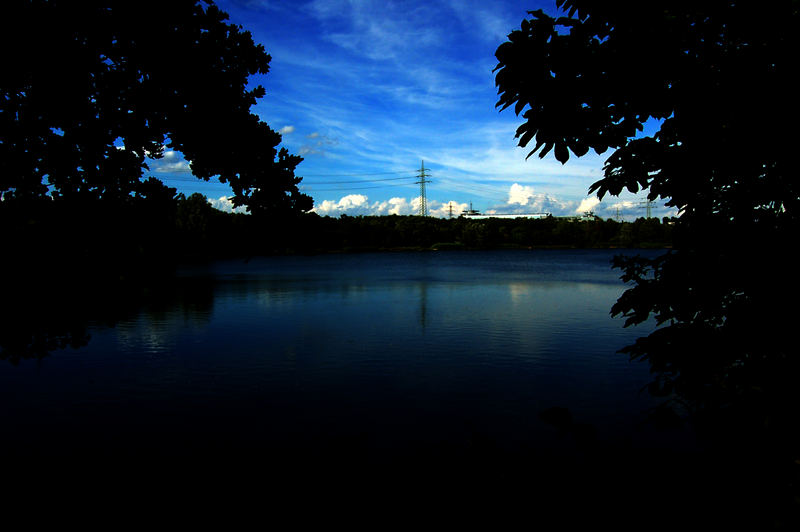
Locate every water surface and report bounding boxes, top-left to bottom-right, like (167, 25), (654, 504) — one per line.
(2, 250), (691, 484)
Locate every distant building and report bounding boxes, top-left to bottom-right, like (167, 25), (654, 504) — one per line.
(462, 213), (552, 220)
(460, 201), (551, 220)
(563, 211), (600, 222)
(461, 201), (482, 217)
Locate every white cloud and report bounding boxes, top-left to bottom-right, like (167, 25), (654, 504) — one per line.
(313, 194), (371, 216)
(312, 194), (467, 218)
(569, 197), (680, 221)
(576, 197), (600, 213)
(496, 183), (572, 215)
(155, 161), (191, 173)
(380, 197), (414, 215)
(508, 183), (536, 205)
(609, 200), (637, 211)
(279, 125), (295, 135)
(209, 195), (247, 214)
(307, 187), (680, 220)
(429, 200), (468, 218)
(339, 194), (369, 209)
(152, 149), (191, 173)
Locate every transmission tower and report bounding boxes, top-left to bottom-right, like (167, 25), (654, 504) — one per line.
(416, 160), (431, 216)
(639, 199), (653, 218)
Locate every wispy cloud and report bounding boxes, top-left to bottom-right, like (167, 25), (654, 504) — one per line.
(299, 132), (338, 156)
(151, 1), (664, 221)
(309, 0), (444, 61)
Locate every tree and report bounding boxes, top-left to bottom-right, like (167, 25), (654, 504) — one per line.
(495, 0), (800, 501)
(1, 0), (311, 215)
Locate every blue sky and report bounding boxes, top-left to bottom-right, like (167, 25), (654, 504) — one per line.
(150, 0), (674, 220)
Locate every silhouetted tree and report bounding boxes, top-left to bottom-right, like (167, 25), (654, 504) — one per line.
(177, 192), (216, 240)
(495, 0), (800, 516)
(2, 0), (311, 215)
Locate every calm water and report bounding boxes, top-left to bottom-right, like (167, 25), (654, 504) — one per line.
(1, 250), (695, 483)
(6, 249), (784, 526)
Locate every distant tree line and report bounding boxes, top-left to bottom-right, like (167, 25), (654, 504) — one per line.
(3, 188), (275, 281)
(302, 212), (673, 252)
(4, 191), (674, 281)
(2, 191), (672, 362)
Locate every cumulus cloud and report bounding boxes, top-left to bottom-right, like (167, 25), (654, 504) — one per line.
(308, 184), (683, 220)
(338, 194), (369, 210)
(308, 185), (681, 221)
(279, 125), (295, 135)
(429, 200), (469, 218)
(602, 199), (679, 220)
(152, 149), (191, 173)
(313, 194), (371, 216)
(377, 197), (414, 216)
(576, 197), (600, 213)
(209, 196), (247, 214)
(507, 183), (536, 206)
(609, 200), (637, 212)
(312, 194), (466, 218)
(565, 197), (680, 221)
(498, 183), (572, 215)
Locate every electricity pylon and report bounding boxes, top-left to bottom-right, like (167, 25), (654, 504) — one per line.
(416, 160), (431, 217)
(639, 199), (653, 218)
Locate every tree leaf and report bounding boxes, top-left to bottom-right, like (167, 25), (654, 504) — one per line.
(554, 142), (569, 164)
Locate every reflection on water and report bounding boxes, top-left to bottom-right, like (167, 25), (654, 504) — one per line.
(1, 250), (702, 501)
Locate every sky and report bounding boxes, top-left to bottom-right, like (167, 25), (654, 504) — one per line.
(150, 0), (675, 220)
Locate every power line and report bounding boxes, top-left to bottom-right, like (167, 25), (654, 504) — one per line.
(160, 177), (229, 184)
(302, 176), (417, 185)
(639, 199), (658, 218)
(158, 164), (515, 210)
(302, 182), (417, 192)
(300, 171), (408, 177)
(435, 178), (509, 204)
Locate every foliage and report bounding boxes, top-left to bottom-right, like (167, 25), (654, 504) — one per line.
(495, 0), (800, 512)
(280, 214), (671, 253)
(1, 0), (311, 215)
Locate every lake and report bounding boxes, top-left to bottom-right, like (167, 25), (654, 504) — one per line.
(1, 249), (723, 518)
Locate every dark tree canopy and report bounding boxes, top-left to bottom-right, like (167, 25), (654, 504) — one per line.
(1, 0), (312, 215)
(495, 0), (798, 217)
(495, 0), (800, 479)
